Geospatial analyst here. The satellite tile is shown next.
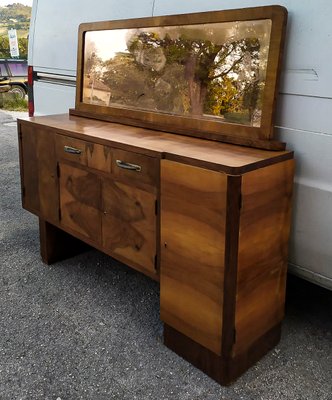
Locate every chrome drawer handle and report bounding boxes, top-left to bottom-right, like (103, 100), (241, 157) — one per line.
(116, 159), (141, 172)
(64, 145), (82, 155)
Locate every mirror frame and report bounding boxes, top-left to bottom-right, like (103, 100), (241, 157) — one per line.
(71, 5), (287, 150)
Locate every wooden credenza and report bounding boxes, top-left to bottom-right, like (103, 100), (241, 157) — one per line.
(18, 113), (294, 384)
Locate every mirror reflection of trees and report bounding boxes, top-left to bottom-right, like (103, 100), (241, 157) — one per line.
(83, 20), (271, 127)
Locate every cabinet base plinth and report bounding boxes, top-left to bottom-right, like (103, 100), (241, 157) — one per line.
(39, 218), (91, 265)
(163, 323), (281, 385)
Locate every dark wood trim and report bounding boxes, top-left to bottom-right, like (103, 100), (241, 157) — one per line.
(17, 121), (25, 207)
(155, 161), (161, 274)
(164, 324), (223, 383)
(164, 322), (281, 385)
(221, 175), (242, 357)
(225, 323), (282, 383)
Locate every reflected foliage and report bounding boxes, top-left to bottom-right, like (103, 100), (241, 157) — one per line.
(83, 20), (271, 127)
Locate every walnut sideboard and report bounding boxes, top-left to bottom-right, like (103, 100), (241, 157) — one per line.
(17, 113), (294, 384)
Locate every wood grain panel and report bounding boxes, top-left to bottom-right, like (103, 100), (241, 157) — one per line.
(102, 179), (156, 273)
(20, 124), (58, 222)
(23, 116), (293, 174)
(233, 159), (294, 356)
(86, 142), (112, 173)
(59, 163), (102, 243)
(160, 160), (226, 354)
(56, 134), (112, 173)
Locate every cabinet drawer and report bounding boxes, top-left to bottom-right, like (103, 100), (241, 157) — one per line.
(55, 134), (112, 173)
(113, 149), (158, 187)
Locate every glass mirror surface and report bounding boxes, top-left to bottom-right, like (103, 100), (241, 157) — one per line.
(83, 19), (271, 127)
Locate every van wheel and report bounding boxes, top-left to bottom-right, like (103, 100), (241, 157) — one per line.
(9, 85), (26, 99)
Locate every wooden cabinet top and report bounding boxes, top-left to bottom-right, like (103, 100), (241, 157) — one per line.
(19, 114), (293, 175)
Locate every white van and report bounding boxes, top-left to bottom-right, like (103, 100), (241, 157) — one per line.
(28, 0), (332, 290)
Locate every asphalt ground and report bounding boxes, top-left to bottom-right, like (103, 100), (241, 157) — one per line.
(0, 109), (331, 399)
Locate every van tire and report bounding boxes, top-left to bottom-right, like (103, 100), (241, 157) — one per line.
(9, 85), (26, 99)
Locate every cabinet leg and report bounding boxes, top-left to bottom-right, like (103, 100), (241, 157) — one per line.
(163, 324), (224, 383)
(39, 218), (91, 264)
(163, 323), (281, 385)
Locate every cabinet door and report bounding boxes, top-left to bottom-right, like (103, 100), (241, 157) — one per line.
(160, 160), (227, 355)
(18, 123), (58, 223)
(59, 163), (102, 243)
(102, 179), (156, 275)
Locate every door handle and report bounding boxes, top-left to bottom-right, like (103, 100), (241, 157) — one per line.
(116, 159), (141, 172)
(64, 145), (82, 155)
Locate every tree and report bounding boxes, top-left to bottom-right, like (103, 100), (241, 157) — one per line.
(18, 37), (28, 59)
(0, 36), (28, 59)
(90, 23), (267, 124)
(126, 31), (261, 117)
(242, 79), (260, 123)
(205, 76), (239, 116)
(102, 52), (154, 107)
(0, 36), (10, 58)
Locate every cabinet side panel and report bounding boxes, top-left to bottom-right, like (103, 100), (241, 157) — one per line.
(233, 159), (294, 356)
(20, 123), (58, 222)
(160, 160), (226, 355)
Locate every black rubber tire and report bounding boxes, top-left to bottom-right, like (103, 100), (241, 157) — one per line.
(9, 85), (27, 99)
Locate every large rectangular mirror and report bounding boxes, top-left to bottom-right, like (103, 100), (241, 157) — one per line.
(73, 6), (287, 149)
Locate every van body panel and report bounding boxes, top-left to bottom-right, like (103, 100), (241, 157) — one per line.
(276, 95), (332, 137)
(33, 81), (75, 116)
(277, 127), (332, 290)
(28, 0), (155, 74)
(28, 0), (332, 289)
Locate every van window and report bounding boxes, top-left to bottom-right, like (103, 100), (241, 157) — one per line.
(0, 64), (7, 76)
(7, 63), (28, 76)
